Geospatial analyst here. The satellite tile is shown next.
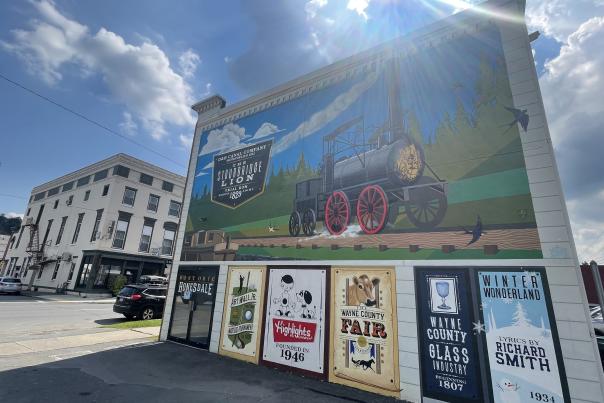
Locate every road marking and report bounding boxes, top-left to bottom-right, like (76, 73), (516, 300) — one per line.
(50, 350), (93, 361)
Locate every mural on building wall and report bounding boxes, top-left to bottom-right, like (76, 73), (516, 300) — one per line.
(183, 23), (542, 261)
(219, 266), (265, 363)
(329, 268), (399, 396)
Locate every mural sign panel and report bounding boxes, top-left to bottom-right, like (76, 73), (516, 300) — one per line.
(415, 268), (483, 402)
(262, 267), (327, 375)
(219, 266), (266, 363)
(330, 267), (399, 396)
(478, 269), (569, 403)
(212, 140), (272, 208)
(183, 23), (542, 261)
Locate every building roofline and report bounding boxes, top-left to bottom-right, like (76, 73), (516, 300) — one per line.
(31, 153), (185, 194)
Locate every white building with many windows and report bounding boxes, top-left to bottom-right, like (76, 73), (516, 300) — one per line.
(1, 154), (185, 295)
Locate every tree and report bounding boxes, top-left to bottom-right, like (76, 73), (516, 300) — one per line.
(0, 214), (21, 235)
(512, 302), (532, 327)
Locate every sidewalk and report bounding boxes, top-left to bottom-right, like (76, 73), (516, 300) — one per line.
(0, 327), (160, 357)
(0, 341), (400, 402)
(21, 290), (115, 304)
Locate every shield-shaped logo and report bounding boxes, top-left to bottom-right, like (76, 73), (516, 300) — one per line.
(211, 139), (272, 208)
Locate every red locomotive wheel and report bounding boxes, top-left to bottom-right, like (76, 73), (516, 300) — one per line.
(325, 191), (350, 235)
(356, 184), (389, 234)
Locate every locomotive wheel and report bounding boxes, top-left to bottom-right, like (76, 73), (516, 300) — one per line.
(325, 191), (350, 235)
(288, 211), (301, 237)
(302, 208), (316, 236)
(405, 184), (448, 230)
(357, 184), (389, 234)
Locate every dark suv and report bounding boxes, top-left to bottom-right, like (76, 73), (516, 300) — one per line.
(113, 284), (167, 320)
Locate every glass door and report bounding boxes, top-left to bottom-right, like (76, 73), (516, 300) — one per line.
(168, 266), (219, 349)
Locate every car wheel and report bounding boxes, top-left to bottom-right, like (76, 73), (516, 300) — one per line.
(141, 307), (155, 320)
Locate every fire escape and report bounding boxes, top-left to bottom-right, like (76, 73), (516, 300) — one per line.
(24, 218), (43, 290)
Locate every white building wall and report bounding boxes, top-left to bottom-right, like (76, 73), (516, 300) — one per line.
(160, 1), (604, 401)
(4, 154), (184, 291)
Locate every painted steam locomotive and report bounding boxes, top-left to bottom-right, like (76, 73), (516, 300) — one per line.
(288, 60), (448, 237)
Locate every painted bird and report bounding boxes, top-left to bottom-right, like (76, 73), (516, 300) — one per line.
(463, 215), (485, 245)
(504, 106), (530, 132)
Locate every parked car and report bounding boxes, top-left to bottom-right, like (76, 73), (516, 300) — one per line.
(138, 275), (168, 286)
(113, 284), (167, 320)
(0, 277), (22, 295)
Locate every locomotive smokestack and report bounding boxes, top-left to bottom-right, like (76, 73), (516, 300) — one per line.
(387, 57), (404, 143)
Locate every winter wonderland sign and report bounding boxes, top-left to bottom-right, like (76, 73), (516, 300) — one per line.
(478, 269), (570, 403)
(415, 268), (483, 402)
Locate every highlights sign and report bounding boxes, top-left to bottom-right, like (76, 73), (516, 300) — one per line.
(262, 268), (326, 374)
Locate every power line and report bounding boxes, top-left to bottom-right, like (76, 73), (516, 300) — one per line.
(0, 72), (187, 169)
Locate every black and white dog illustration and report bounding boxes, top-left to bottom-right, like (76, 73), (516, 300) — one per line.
(273, 274), (295, 317)
(296, 290), (316, 319)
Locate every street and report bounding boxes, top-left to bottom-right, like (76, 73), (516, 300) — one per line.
(0, 293), (157, 371)
(0, 293), (398, 402)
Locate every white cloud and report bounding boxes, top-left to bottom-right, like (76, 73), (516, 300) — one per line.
(198, 122), (246, 156)
(5, 212), (24, 219)
(252, 122), (283, 140)
(273, 70), (378, 154)
(305, 0), (328, 20)
(347, 0), (370, 19)
(535, 10), (604, 262)
(119, 111), (138, 136)
(526, 0), (604, 43)
(1, 0), (196, 140)
(179, 133), (193, 148)
(179, 48), (200, 79)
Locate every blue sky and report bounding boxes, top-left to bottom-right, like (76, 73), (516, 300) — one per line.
(0, 0), (603, 260)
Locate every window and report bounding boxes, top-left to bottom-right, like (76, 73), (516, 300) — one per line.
(67, 195), (74, 206)
(90, 209), (103, 242)
(122, 187), (137, 207)
(37, 266), (43, 278)
(102, 184), (110, 196)
(77, 176), (90, 187)
(48, 187), (60, 196)
(139, 218), (155, 253)
(84, 190), (90, 201)
(26, 208), (31, 216)
(62, 181), (74, 192)
(56, 216), (68, 245)
(168, 200), (181, 218)
(113, 165), (130, 178)
(162, 181), (174, 192)
(112, 212), (131, 249)
(15, 226), (25, 248)
(67, 259), (77, 281)
(161, 229), (176, 255)
(147, 194), (160, 212)
(41, 219), (53, 249)
(139, 173), (154, 186)
(52, 261), (60, 280)
(71, 213), (84, 244)
(53, 199), (59, 209)
(161, 222), (177, 255)
(93, 169), (108, 182)
(34, 192), (45, 201)
(78, 256), (93, 287)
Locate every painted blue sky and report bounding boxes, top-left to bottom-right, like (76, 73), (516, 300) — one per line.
(1, 0), (603, 260)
